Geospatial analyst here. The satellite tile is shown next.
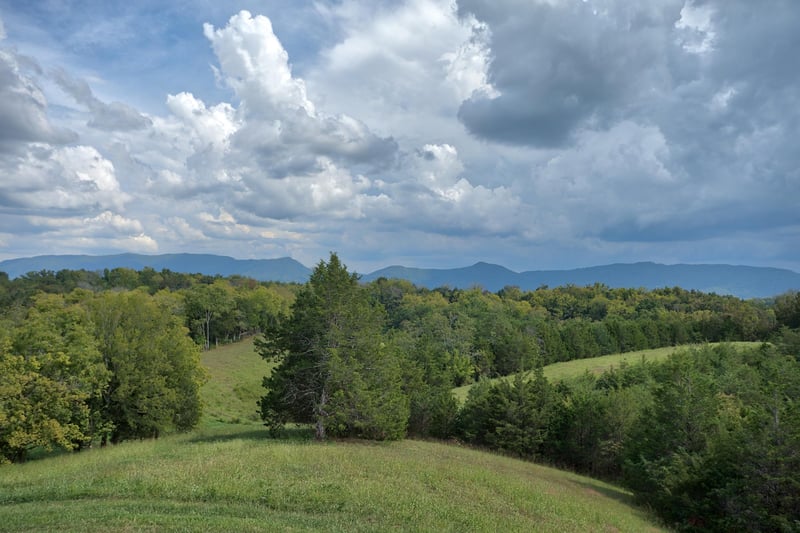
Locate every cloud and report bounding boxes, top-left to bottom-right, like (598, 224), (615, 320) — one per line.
(166, 92), (238, 149)
(0, 208), (156, 260)
(51, 67), (152, 131)
(0, 46), (76, 150)
(307, 0), (492, 141)
(158, 10), (398, 221)
(529, 121), (677, 238)
(233, 157), (375, 220)
(0, 2), (797, 272)
(203, 10), (314, 116)
(362, 143), (521, 237)
(457, 0), (684, 147)
(0, 144), (128, 213)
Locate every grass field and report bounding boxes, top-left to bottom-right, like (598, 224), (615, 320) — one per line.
(199, 337), (274, 427)
(0, 339), (675, 532)
(0, 424), (665, 532)
(452, 341), (763, 403)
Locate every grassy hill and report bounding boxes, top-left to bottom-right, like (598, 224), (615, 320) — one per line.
(453, 341), (763, 404)
(0, 340), (670, 532)
(0, 425), (665, 532)
(199, 337), (274, 427)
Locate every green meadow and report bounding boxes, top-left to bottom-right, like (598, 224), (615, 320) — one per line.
(0, 426), (665, 532)
(452, 341), (763, 404)
(199, 337), (274, 427)
(0, 339), (669, 532)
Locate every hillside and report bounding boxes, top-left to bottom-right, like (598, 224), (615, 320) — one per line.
(0, 340), (667, 532)
(3, 252), (798, 298)
(0, 426), (665, 533)
(452, 342), (763, 404)
(199, 337), (273, 427)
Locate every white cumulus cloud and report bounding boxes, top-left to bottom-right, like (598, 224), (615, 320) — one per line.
(204, 10), (315, 116)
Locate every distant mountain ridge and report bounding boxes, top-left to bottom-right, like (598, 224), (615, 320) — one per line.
(1, 254), (798, 298)
(0, 253), (311, 284)
(363, 261), (800, 299)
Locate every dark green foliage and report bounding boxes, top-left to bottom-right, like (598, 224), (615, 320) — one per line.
(1, 288), (208, 463)
(88, 291), (207, 442)
(546, 373), (651, 478)
(182, 281), (236, 350)
(393, 330), (460, 439)
(775, 290), (800, 329)
(457, 368), (556, 460)
(456, 341), (800, 531)
(259, 254), (408, 440)
(621, 345), (800, 531)
(775, 326), (800, 360)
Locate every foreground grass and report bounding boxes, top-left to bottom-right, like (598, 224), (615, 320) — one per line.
(199, 337), (273, 427)
(453, 341), (763, 403)
(0, 425), (665, 532)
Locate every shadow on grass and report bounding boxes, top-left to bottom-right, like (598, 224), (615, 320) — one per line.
(188, 424), (314, 445)
(571, 479), (636, 507)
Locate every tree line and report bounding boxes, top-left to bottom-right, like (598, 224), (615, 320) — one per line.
(2, 257), (799, 529)
(0, 268), (296, 350)
(456, 342), (800, 531)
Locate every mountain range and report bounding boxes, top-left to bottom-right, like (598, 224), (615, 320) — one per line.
(1, 253), (798, 299)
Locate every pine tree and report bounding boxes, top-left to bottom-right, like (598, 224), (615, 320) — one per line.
(258, 253), (408, 440)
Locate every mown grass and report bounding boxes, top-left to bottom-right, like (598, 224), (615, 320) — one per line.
(199, 337), (273, 427)
(0, 425), (665, 532)
(452, 341), (763, 403)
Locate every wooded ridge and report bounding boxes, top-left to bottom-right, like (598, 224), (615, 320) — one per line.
(2, 253), (799, 298)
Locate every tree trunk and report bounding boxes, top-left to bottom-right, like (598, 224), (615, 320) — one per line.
(315, 388), (328, 440)
(204, 309), (212, 351)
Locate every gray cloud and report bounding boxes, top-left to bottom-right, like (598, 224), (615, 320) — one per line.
(0, 48), (76, 150)
(51, 68), (152, 131)
(457, 0), (682, 146)
(231, 110), (398, 180)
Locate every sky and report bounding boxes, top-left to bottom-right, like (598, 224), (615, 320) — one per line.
(0, 0), (798, 274)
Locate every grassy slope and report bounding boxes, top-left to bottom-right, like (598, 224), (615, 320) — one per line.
(0, 339), (670, 532)
(0, 426), (665, 532)
(199, 337), (274, 427)
(453, 341), (763, 404)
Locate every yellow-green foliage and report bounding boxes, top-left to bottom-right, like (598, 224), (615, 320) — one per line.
(0, 425), (665, 532)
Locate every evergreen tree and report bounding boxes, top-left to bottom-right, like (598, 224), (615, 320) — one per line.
(258, 253), (408, 440)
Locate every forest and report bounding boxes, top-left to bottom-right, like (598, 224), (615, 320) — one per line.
(1, 257), (799, 531)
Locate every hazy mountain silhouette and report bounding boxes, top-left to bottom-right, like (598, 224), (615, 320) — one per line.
(0, 253), (311, 283)
(364, 261), (800, 298)
(2, 254), (798, 298)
